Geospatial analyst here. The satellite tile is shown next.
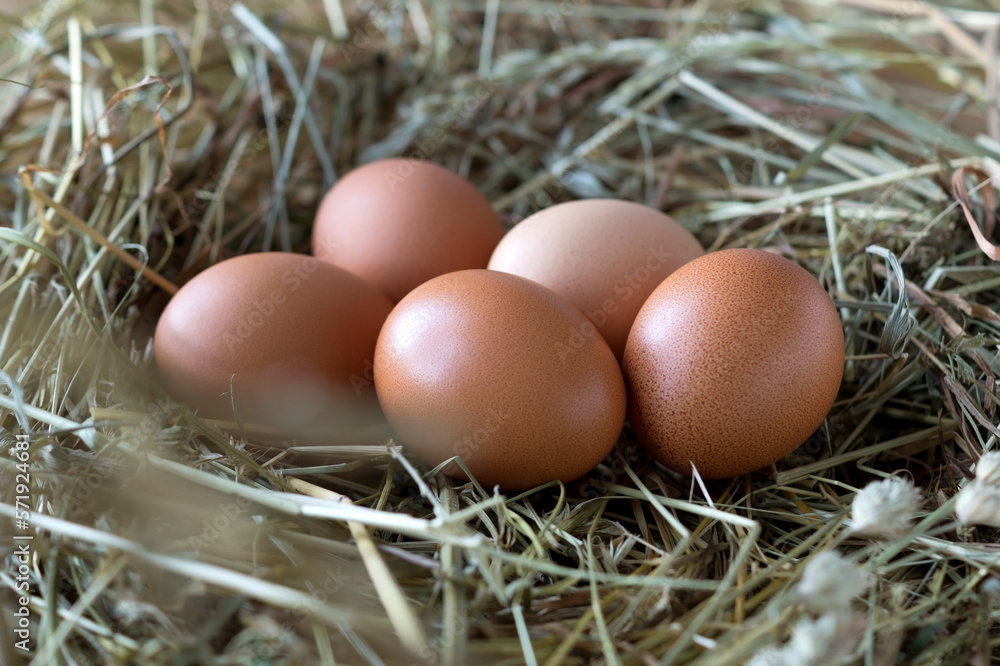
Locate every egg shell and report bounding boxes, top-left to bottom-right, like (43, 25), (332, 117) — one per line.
(312, 158), (505, 302)
(374, 269), (626, 491)
(154, 252), (393, 429)
(488, 199), (703, 363)
(623, 248), (844, 478)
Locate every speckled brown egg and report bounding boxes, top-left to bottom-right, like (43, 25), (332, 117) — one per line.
(623, 249), (844, 478)
(374, 269), (626, 490)
(312, 159), (505, 302)
(154, 253), (393, 429)
(488, 199), (703, 364)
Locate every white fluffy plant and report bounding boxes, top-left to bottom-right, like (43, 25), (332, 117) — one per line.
(748, 551), (870, 665)
(955, 450), (1000, 528)
(746, 609), (866, 666)
(955, 482), (1000, 528)
(850, 476), (922, 538)
(752, 475), (926, 666)
(796, 550), (871, 614)
(973, 450), (1000, 485)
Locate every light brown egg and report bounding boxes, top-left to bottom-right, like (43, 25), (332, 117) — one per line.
(623, 249), (844, 478)
(154, 253), (393, 430)
(312, 158), (505, 302)
(374, 269), (626, 491)
(487, 199), (703, 363)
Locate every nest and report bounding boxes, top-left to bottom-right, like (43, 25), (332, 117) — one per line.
(2, 1), (1000, 664)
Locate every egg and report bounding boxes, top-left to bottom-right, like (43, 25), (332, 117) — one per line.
(312, 158), (505, 302)
(487, 199), (703, 363)
(154, 252), (393, 430)
(374, 269), (626, 490)
(623, 249), (844, 478)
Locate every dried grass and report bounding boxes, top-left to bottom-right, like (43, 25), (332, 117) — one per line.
(3, 1), (1000, 664)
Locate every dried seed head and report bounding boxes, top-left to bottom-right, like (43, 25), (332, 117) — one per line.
(784, 612), (862, 666)
(796, 550), (871, 613)
(850, 476), (922, 539)
(746, 610), (862, 666)
(980, 576), (1000, 605)
(745, 646), (784, 666)
(955, 480), (1000, 528)
(974, 450), (1000, 486)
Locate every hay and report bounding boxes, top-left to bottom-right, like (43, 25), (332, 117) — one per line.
(2, 0), (1000, 663)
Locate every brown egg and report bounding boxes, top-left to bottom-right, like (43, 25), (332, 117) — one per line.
(312, 158), (505, 302)
(624, 249), (844, 478)
(374, 269), (626, 490)
(488, 199), (703, 363)
(154, 253), (393, 430)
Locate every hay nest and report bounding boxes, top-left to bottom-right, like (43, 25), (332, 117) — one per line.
(2, 1), (1000, 664)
